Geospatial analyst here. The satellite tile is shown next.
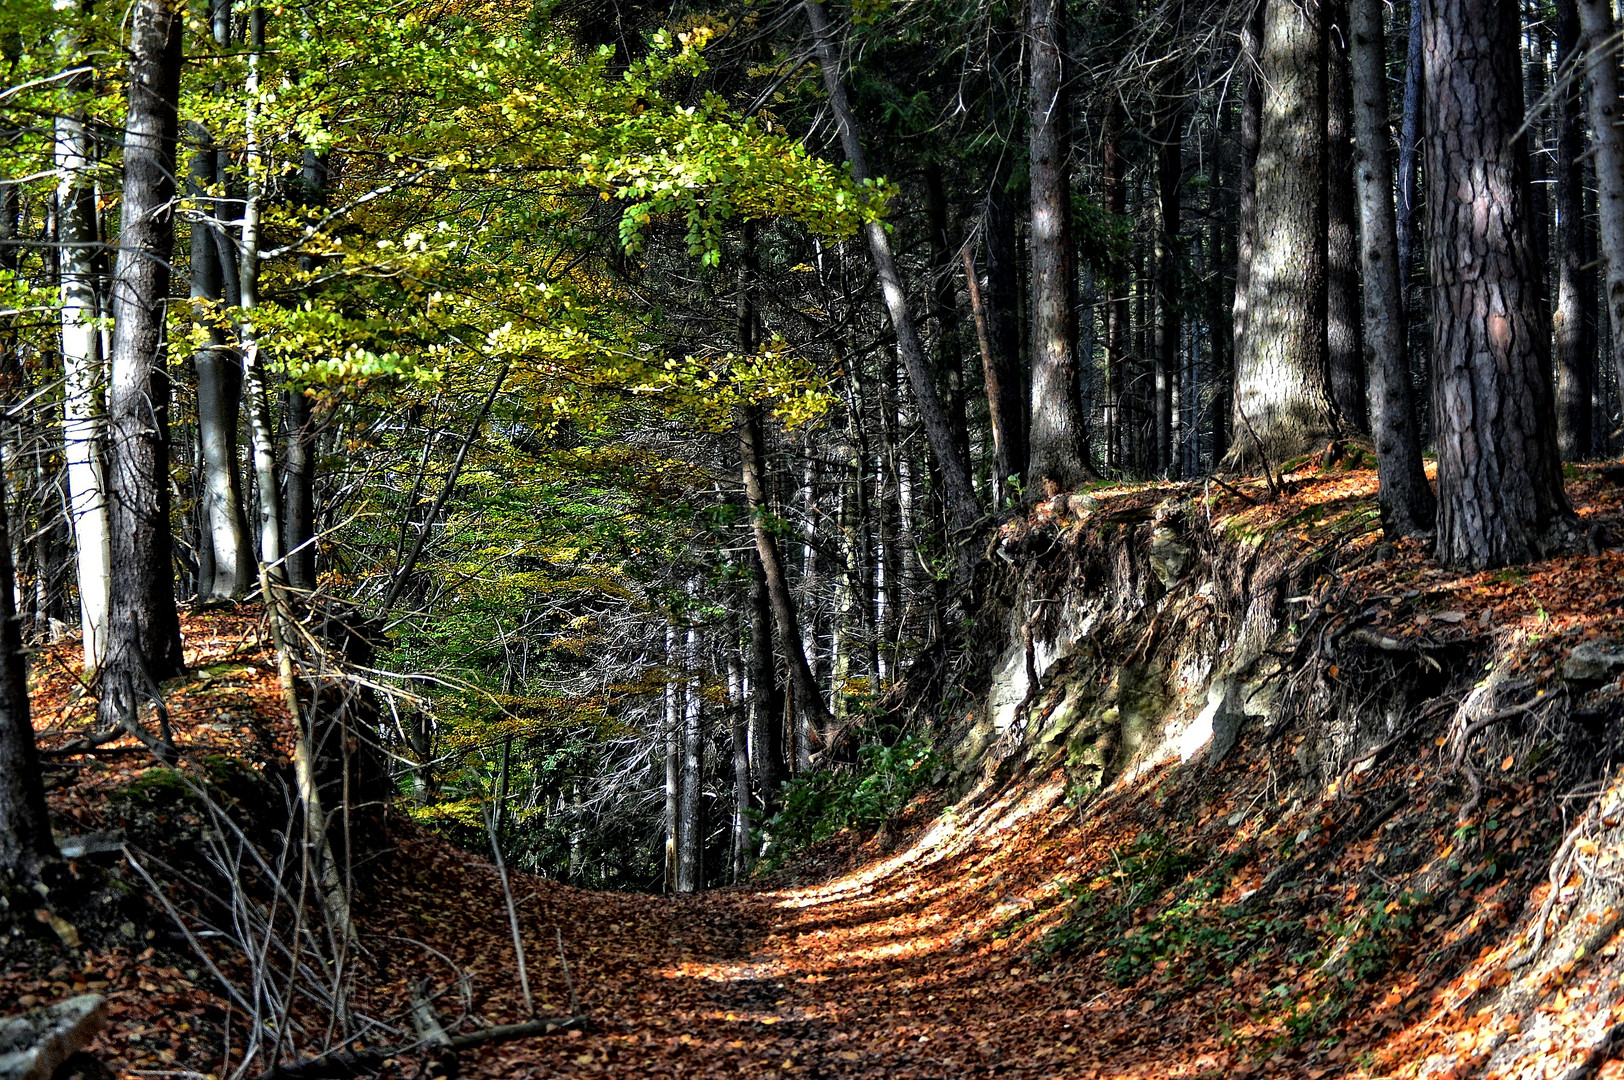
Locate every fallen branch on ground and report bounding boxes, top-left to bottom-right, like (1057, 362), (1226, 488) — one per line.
(252, 1016), (590, 1080)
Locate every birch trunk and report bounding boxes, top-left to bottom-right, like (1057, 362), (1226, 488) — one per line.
(54, 10), (111, 672)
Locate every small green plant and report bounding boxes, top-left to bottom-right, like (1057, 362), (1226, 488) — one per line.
(756, 733), (936, 872)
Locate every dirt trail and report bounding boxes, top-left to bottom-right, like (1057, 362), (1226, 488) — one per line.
(376, 774), (1115, 1080)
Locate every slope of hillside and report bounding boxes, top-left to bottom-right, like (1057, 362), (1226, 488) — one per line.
(8, 461), (1624, 1080)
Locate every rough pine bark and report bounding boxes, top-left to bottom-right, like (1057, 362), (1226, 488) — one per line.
(100, 0), (186, 728)
(1226, 0), (1342, 468)
(1422, 0), (1577, 569)
(1575, 0), (1624, 432)
(1325, 1), (1368, 433)
(1554, 0), (1595, 459)
(1348, 0), (1436, 536)
(1025, 0), (1093, 492)
(0, 458), (56, 882)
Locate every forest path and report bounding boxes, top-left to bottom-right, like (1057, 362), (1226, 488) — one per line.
(370, 775), (1160, 1079)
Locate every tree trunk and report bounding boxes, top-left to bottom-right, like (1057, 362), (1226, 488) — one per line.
(924, 172), (970, 472)
(239, 4), (284, 581)
(1554, 0), (1595, 459)
(1154, 71), (1184, 476)
(1423, 0), (1576, 569)
(1230, 0), (1264, 438)
(99, 0), (186, 728)
(1025, 0), (1092, 493)
(729, 653), (751, 882)
(1325, 1), (1368, 433)
(982, 159), (1027, 500)
(738, 408), (835, 745)
(1104, 101), (1130, 472)
(1397, 0), (1424, 285)
(1575, 0), (1624, 432)
(1349, 0), (1437, 537)
(54, 32), (112, 673)
(1226, 0), (1342, 469)
(282, 390), (317, 590)
(663, 619), (679, 893)
(188, 123), (254, 602)
(0, 451), (56, 883)
(282, 147), (326, 593)
(676, 618), (701, 893)
(802, 0), (981, 537)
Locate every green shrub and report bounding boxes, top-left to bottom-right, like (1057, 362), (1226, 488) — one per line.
(757, 734), (935, 871)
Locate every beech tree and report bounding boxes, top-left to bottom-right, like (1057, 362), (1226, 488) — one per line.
(100, 0), (186, 728)
(1227, 0), (1343, 467)
(1026, 0), (1092, 491)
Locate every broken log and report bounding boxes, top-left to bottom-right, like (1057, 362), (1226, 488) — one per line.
(0, 994), (108, 1080)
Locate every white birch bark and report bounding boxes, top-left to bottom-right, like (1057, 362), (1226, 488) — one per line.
(54, 10), (110, 673)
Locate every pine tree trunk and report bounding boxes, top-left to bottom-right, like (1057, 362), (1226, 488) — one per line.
(1325, 2), (1368, 434)
(1230, 0), (1264, 439)
(1226, 0), (1342, 469)
(1423, 0), (1577, 569)
(100, 0), (186, 728)
(1554, 0), (1595, 459)
(1025, 0), (1092, 493)
(1575, 0), (1624, 432)
(1104, 101), (1130, 472)
(188, 124), (254, 602)
(802, 0), (980, 536)
(0, 454), (56, 882)
(1154, 73), (1184, 476)
(1398, 0), (1425, 284)
(1348, 0), (1437, 537)
(983, 159), (1027, 499)
(54, 35), (111, 672)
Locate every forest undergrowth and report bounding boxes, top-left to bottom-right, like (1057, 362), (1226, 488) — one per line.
(9, 461), (1624, 1080)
